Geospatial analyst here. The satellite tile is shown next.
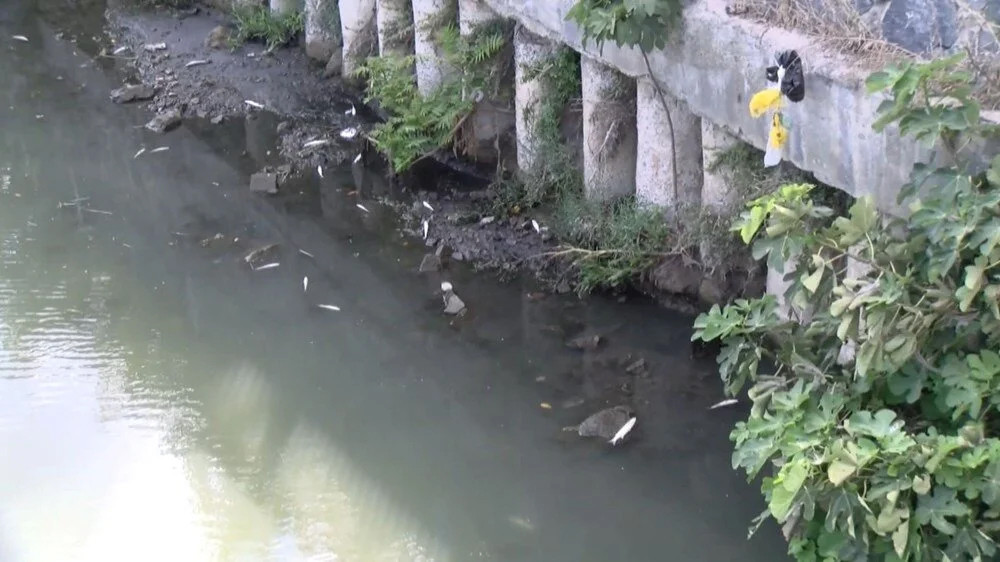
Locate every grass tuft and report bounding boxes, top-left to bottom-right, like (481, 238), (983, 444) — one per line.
(230, 5), (304, 50)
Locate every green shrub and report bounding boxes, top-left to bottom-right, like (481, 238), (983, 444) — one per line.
(693, 53), (1000, 561)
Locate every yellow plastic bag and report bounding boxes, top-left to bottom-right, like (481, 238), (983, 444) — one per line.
(764, 112), (788, 167)
(748, 87), (782, 118)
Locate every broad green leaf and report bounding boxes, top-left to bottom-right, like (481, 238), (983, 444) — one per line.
(913, 475), (931, 495)
(828, 460), (856, 485)
(893, 519), (909, 557)
(802, 265), (824, 294)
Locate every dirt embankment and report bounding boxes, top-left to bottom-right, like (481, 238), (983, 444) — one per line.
(100, 3), (587, 292)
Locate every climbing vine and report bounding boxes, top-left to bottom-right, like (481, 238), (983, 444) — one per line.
(693, 54), (1000, 561)
(355, 21), (511, 171)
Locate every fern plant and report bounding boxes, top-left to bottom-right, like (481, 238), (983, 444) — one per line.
(356, 21), (510, 172)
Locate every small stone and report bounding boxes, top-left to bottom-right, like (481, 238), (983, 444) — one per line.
(205, 25), (230, 49)
(210, 115), (225, 125)
(110, 83), (155, 103)
(650, 256), (702, 296)
(452, 251), (465, 262)
(443, 292), (466, 315)
(698, 277), (726, 305)
(419, 253), (441, 273)
(144, 107), (182, 133)
(624, 357), (648, 376)
(276, 121), (290, 134)
(555, 279), (571, 294)
(249, 172), (278, 194)
(274, 164), (293, 185)
(566, 334), (602, 351)
(479, 215), (495, 226)
(577, 406), (633, 440)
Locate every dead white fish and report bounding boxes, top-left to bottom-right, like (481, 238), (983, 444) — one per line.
(149, 146), (170, 154)
(356, 203), (370, 213)
(298, 248), (315, 258)
(353, 152), (363, 164)
(441, 281), (453, 292)
(144, 42), (167, 51)
(508, 516), (536, 532)
(83, 208), (113, 215)
(302, 139), (329, 149)
(609, 416), (637, 446)
(339, 127), (359, 140)
(709, 398), (739, 410)
(531, 219), (541, 233)
(185, 59), (210, 68)
(244, 243), (278, 263)
(133, 148), (146, 159)
(422, 201), (434, 212)
(345, 104), (356, 116)
(244, 100), (265, 109)
(422, 219), (429, 240)
(112, 45), (129, 55)
(12, 35), (28, 42)
(303, 276), (308, 292)
(35, 114), (44, 119)
(253, 262), (280, 271)
(316, 304), (341, 312)
(317, 165), (324, 178)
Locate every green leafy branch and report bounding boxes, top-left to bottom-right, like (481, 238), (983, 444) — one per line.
(693, 54), (1000, 561)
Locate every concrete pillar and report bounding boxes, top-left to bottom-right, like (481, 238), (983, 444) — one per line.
(376, 0), (413, 56)
(581, 55), (637, 202)
(635, 77), (702, 211)
(412, 0), (457, 95)
(458, 0), (494, 34)
(270, 0), (300, 15)
(339, 0), (378, 78)
(513, 26), (560, 174)
(701, 121), (742, 211)
(458, 0), (508, 163)
(305, 0), (341, 62)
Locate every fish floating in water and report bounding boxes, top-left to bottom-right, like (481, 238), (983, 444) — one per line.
(244, 100), (265, 109)
(356, 203), (370, 213)
(709, 398), (738, 410)
(303, 276), (308, 292)
(253, 262), (280, 271)
(316, 304), (341, 312)
(609, 416), (637, 446)
(340, 127), (359, 140)
(12, 35), (29, 42)
(302, 139), (329, 149)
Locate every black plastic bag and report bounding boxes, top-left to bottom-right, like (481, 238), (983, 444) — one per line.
(765, 50), (805, 102)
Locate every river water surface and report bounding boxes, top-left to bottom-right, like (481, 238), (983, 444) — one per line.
(0, 2), (787, 561)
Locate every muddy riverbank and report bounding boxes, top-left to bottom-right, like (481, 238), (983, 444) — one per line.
(97, 3), (596, 294)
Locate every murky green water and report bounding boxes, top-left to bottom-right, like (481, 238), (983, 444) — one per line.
(0, 2), (787, 561)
